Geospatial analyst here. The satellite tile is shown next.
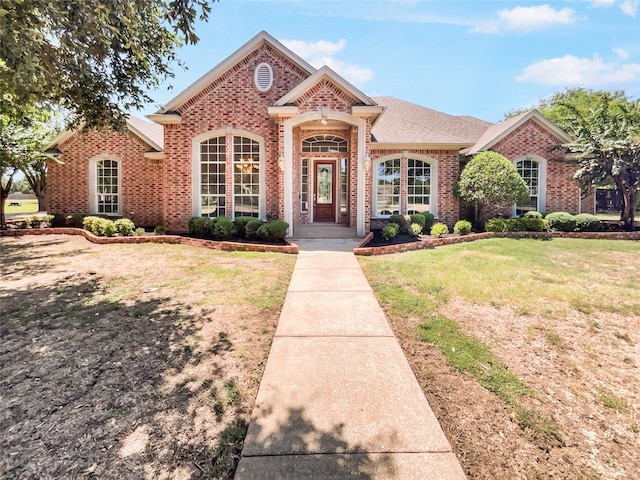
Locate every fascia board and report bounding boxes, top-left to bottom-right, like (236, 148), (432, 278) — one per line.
(371, 142), (472, 151)
(147, 114), (181, 125)
(158, 31), (316, 113)
(267, 105), (300, 120)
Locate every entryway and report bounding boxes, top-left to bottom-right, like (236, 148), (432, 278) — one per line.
(313, 160), (336, 222)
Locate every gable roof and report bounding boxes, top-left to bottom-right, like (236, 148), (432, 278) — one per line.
(274, 65), (377, 107)
(370, 97), (493, 146)
(462, 109), (571, 155)
(46, 116), (164, 152)
(156, 31), (316, 114)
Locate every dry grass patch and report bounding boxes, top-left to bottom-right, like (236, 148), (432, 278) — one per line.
(0, 235), (295, 479)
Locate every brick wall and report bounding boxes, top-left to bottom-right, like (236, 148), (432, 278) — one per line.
(47, 130), (163, 227)
(162, 43), (310, 231)
(491, 119), (581, 214)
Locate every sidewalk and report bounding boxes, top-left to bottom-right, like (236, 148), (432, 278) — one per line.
(235, 239), (466, 479)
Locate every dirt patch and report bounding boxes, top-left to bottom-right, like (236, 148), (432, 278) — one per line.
(0, 235), (295, 479)
(389, 299), (639, 479)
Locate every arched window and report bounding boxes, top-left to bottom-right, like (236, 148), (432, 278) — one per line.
(407, 158), (431, 214)
(374, 158), (401, 216)
(89, 156), (121, 215)
(233, 135), (261, 218)
(302, 135), (348, 153)
(200, 136), (226, 217)
(514, 156), (546, 216)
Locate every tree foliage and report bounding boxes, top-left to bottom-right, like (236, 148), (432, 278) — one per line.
(456, 151), (530, 227)
(0, 0), (216, 131)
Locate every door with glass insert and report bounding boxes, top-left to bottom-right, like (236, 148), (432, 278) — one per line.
(313, 161), (335, 222)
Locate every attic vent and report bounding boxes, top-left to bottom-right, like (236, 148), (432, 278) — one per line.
(254, 63), (273, 92)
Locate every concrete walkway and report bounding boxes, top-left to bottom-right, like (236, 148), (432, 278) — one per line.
(235, 238), (466, 479)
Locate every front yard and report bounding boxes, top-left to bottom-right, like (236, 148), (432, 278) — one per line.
(360, 238), (640, 480)
(0, 235), (295, 479)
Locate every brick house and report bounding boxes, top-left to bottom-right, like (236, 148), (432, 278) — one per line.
(46, 31), (589, 236)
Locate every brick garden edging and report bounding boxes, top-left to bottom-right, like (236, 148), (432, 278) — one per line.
(0, 228), (299, 254)
(353, 230), (640, 256)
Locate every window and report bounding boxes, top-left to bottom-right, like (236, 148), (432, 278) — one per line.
(233, 136), (260, 218)
(302, 135), (348, 153)
(407, 159), (430, 214)
(375, 158), (401, 216)
(200, 136), (226, 217)
(95, 159), (120, 214)
(340, 157), (348, 213)
(515, 158), (542, 215)
(301, 158), (309, 211)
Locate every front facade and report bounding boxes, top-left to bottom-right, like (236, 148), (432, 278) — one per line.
(47, 31), (589, 235)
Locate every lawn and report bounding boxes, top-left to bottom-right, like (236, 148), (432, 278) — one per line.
(0, 235), (296, 479)
(3, 198), (40, 215)
(360, 238), (640, 480)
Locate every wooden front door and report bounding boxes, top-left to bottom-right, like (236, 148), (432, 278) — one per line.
(313, 160), (335, 222)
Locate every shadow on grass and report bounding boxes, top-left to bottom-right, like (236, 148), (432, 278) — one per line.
(0, 264), (248, 479)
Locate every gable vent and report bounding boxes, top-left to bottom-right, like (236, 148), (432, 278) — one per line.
(254, 63), (273, 92)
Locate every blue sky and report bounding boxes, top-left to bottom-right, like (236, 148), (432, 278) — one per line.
(142, 0), (640, 123)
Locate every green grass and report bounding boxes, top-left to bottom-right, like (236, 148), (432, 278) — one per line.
(3, 198), (40, 214)
(597, 389), (628, 412)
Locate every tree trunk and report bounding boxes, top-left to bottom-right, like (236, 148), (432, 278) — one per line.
(23, 162), (47, 213)
(0, 175), (14, 228)
(614, 176), (637, 231)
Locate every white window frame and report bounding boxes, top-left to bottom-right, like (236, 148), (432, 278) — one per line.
(512, 154), (547, 216)
(89, 154), (122, 216)
(372, 153), (437, 218)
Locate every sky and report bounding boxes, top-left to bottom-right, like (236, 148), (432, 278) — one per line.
(140, 0), (640, 123)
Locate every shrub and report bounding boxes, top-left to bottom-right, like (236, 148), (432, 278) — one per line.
(83, 216), (101, 232)
(257, 220), (289, 242)
(233, 216), (255, 238)
(574, 213), (602, 232)
(135, 227), (146, 236)
(213, 217), (234, 240)
(454, 220), (472, 235)
(410, 213), (426, 231)
(188, 216), (212, 237)
(408, 223), (422, 236)
(91, 218), (116, 237)
(518, 217), (549, 232)
(67, 213), (85, 228)
(51, 213), (66, 227)
(114, 218), (135, 236)
(421, 211), (435, 231)
(382, 222), (399, 241)
(430, 222), (449, 238)
(523, 211), (543, 219)
(245, 219), (265, 239)
(15, 220), (28, 229)
(388, 214), (410, 233)
(154, 225), (166, 235)
(545, 212), (576, 232)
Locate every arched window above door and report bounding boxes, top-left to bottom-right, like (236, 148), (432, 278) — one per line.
(302, 135), (348, 153)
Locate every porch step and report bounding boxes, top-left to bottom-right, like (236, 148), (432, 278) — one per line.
(293, 224), (358, 239)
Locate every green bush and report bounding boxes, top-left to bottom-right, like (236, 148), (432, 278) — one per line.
(382, 222), (399, 241)
(213, 217), (234, 240)
(574, 213), (602, 232)
(188, 216), (213, 237)
(27, 215), (44, 228)
(485, 216), (549, 232)
(83, 216), (101, 232)
(454, 220), (472, 235)
(430, 222), (449, 238)
(51, 213), (66, 227)
(408, 223), (422, 236)
(410, 213), (426, 231)
(67, 213), (85, 228)
(388, 214), (410, 233)
(91, 218), (116, 237)
(154, 225), (166, 235)
(257, 220), (289, 242)
(523, 211), (543, 219)
(114, 218), (135, 236)
(233, 216), (255, 238)
(545, 212), (576, 232)
(421, 211), (435, 231)
(245, 219), (265, 239)
(518, 217), (549, 232)
(135, 227), (146, 236)
(15, 220), (28, 229)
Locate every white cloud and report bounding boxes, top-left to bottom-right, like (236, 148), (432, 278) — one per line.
(587, 0), (638, 16)
(612, 47), (630, 59)
(517, 54), (640, 87)
(280, 38), (374, 86)
(472, 5), (578, 33)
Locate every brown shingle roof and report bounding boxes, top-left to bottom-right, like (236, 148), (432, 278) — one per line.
(370, 97), (493, 145)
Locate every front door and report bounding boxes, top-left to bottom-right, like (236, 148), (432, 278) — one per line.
(313, 160), (335, 222)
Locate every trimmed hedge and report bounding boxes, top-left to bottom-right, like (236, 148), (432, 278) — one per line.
(545, 212), (576, 232)
(574, 213), (602, 232)
(454, 220), (472, 235)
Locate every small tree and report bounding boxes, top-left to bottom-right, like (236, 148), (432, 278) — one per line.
(456, 151), (529, 228)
